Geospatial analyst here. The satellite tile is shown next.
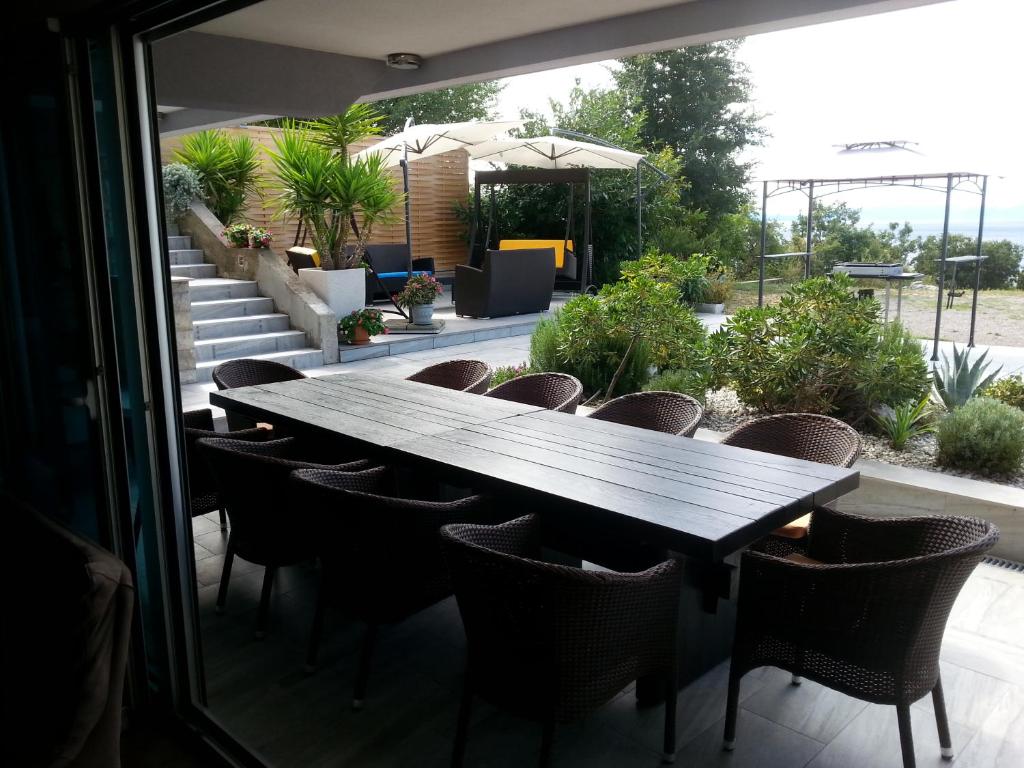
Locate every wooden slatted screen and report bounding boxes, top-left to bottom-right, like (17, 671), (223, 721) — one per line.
(160, 125), (470, 272)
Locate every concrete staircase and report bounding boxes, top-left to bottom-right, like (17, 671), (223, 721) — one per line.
(169, 235), (323, 383)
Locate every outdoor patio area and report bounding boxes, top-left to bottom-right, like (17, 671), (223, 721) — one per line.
(192, 500), (1024, 768)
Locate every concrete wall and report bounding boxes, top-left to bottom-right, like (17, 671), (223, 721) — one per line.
(171, 276), (196, 384)
(179, 203), (257, 280)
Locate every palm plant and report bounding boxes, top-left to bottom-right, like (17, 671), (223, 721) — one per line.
(174, 130), (262, 224)
(307, 104), (383, 156)
(268, 121), (401, 270)
(932, 344), (1002, 411)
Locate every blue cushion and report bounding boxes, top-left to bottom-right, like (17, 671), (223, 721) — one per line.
(377, 270), (432, 279)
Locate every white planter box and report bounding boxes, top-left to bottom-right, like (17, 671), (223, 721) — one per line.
(694, 302), (725, 315)
(299, 267), (365, 320)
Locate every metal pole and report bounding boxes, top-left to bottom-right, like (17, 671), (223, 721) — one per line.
(931, 173), (954, 361)
(758, 181), (768, 307)
(468, 178), (480, 262)
(636, 165), (643, 258)
(968, 175), (988, 347)
(402, 117), (414, 276)
(805, 180), (815, 280)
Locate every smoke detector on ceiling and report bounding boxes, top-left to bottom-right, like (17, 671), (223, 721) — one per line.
(386, 53), (423, 70)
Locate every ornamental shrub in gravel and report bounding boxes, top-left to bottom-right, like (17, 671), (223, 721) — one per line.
(936, 397), (1024, 476)
(984, 374), (1024, 411)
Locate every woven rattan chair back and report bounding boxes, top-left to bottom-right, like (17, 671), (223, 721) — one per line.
(588, 391), (704, 437)
(484, 372), (583, 414)
(725, 507), (999, 766)
(211, 358), (307, 391)
(721, 412), (861, 467)
(406, 359), (492, 394)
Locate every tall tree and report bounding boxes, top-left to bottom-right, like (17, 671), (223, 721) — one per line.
(615, 42), (764, 226)
(371, 81), (504, 134)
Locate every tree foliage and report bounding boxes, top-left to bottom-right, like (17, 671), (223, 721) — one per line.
(615, 42), (765, 227)
(913, 234), (1022, 290)
(371, 81), (504, 134)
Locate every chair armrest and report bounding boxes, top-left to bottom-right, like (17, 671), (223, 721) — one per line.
(412, 257), (436, 273)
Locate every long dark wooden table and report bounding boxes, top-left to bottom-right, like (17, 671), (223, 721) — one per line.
(210, 372), (859, 691)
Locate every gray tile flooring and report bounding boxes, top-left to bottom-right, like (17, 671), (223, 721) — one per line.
(191, 508), (1024, 768)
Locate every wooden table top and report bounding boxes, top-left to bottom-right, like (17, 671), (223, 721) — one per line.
(211, 375), (859, 560)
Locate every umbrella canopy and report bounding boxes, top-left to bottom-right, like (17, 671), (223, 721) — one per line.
(467, 135), (644, 170)
(352, 119), (524, 167)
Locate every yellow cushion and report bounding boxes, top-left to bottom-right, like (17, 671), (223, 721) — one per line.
(498, 239), (573, 269)
(773, 513), (811, 539)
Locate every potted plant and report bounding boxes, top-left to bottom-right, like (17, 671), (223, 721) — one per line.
(268, 109), (401, 320)
(696, 270), (734, 314)
(396, 274), (444, 325)
(223, 222), (253, 248)
(338, 308), (388, 345)
(249, 227), (273, 249)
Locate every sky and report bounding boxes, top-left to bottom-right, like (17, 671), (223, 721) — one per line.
(494, 0), (1024, 234)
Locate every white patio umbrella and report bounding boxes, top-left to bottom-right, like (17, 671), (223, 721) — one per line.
(466, 135), (644, 170)
(351, 119), (524, 272)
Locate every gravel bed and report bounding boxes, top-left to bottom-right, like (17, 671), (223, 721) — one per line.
(702, 388), (1024, 490)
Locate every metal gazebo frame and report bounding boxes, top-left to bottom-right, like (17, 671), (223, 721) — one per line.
(756, 144), (990, 360)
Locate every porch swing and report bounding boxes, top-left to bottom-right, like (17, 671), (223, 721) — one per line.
(467, 168), (594, 294)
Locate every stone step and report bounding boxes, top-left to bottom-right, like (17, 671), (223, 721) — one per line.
(170, 263), (218, 279)
(193, 313), (290, 340)
(169, 249), (205, 266)
(194, 329), (308, 362)
(188, 279), (258, 302)
(167, 235), (192, 250)
(190, 296), (276, 320)
(195, 348), (324, 383)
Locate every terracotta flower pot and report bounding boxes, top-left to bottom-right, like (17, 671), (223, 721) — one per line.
(351, 325), (371, 345)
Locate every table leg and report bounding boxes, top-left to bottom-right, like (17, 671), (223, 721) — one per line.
(897, 283), (904, 321)
(884, 282), (891, 324)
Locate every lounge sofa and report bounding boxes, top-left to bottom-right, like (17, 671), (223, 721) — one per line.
(454, 248), (555, 318)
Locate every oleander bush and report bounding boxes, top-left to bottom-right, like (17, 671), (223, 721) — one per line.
(717, 274), (929, 425)
(936, 397), (1024, 476)
(983, 374), (1024, 411)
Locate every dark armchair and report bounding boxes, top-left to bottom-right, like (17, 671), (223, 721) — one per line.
(724, 506), (998, 767)
(455, 248), (555, 318)
(361, 243), (436, 301)
(441, 514), (682, 766)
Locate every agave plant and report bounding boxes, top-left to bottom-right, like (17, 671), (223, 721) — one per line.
(932, 344), (1002, 410)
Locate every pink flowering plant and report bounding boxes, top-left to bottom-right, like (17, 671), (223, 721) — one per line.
(490, 363), (531, 388)
(395, 274), (443, 308)
(338, 308), (388, 343)
(222, 223), (273, 249)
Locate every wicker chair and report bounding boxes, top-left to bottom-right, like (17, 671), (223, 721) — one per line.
(441, 515), (682, 767)
(211, 358), (307, 431)
(197, 436), (370, 638)
(290, 469), (495, 708)
(484, 372), (583, 414)
(724, 506), (999, 768)
(406, 359), (492, 395)
(182, 408), (272, 530)
(588, 391), (704, 437)
(722, 413), (862, 545)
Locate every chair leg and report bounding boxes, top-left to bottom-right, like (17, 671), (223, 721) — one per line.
(791, 675), (804, 685)
(304, 569), (327, 673)
(255, 566), (275, 640)
(896, 703), (917, 768)
(723, 664), (741, 751)
(218, 507), (227, 532)
(931, 676), (954, 760)
(539, 718), (556, 768)
(451, 674), (473, 768)
(215, 537), (235, 615)
(352, 623), (378, 710)
(663, 667), (678, 763)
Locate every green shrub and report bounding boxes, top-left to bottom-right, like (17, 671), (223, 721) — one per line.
(936, 397), (1024, 476)
(174, 130), (262, 225)
(644, 369), (709, 405)
(490, 363), (530, 388)
(719, 275), (929, 424)
(984, 374), (1024, 410)
(161, 163), (203, 222)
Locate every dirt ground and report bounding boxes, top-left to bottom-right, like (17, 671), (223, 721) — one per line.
(727, 282), (1024, 348)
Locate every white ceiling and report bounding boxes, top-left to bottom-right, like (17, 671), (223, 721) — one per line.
(196, 0), (692, 59)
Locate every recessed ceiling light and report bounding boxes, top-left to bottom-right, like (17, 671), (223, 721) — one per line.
(386, 53), (423, 70)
